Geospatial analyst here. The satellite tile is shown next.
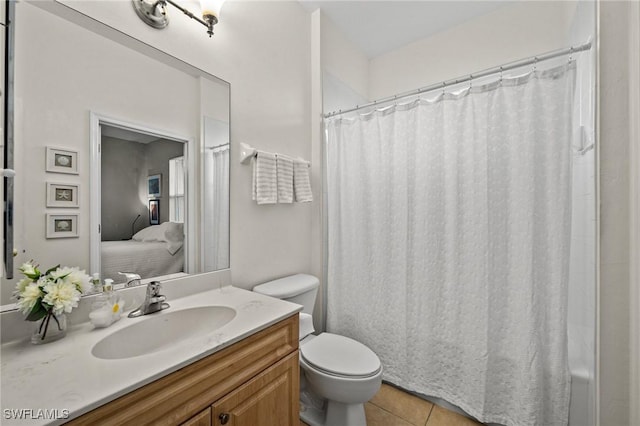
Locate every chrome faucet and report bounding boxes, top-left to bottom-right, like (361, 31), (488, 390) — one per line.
(128, 281), (170, 318)
(119, 272), (142, 288)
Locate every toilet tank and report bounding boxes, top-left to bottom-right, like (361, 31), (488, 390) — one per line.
(253, 274), (319, 315)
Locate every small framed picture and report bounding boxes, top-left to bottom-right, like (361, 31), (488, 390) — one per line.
(149, 199), (160, 225)
(46, 213), (79, 239)
(46, 147), (79, 174)
(148, 174), (161, 197)
(46, 182), (79, 208)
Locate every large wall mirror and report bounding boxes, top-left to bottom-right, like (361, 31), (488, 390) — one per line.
(1, 1), (230, 305)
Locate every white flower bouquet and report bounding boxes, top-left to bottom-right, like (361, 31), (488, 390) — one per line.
(13, 261), (92, 343)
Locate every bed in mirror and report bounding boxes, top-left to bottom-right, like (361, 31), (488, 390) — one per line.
(1, 0), (230, 305)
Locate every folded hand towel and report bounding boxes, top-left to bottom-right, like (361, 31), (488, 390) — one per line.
(293, 159), (313, 203)
(252, 152), (277, 204)
(276, 155), (294, 203)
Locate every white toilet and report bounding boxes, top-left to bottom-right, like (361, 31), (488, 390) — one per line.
(253, 274), (382, 426)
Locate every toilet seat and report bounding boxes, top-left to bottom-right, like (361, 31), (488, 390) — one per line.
(300, 333), (381, 378)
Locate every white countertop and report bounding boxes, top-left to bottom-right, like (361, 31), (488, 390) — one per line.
(0, 286), (301, 425)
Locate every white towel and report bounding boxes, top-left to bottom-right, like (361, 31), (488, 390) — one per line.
(252, 152), (277, 204)
(293, 159), (313, 203)
(276, 155), (294, 203)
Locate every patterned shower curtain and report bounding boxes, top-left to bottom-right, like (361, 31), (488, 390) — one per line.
(325, 63), (576, 425)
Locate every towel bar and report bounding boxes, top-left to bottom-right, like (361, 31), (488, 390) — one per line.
(239, 143), (256, 164)
(239, 142), (310, 167)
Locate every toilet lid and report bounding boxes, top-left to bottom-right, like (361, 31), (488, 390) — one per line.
(300, 333), (381, 378)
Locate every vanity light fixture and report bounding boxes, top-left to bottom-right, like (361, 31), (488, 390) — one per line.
(132, 0), (226, 37)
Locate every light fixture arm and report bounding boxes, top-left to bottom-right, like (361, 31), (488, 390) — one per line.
(165, 0), (217, 37)
(132, 0), (219, 37)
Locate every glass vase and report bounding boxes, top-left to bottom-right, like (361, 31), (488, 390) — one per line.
(31, 312), (67, 345)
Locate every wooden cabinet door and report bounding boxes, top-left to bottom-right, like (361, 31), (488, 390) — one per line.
(181, 407), (212, 426)
(212, 351), (299, 426)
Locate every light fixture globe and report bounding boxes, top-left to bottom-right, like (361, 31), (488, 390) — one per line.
(200, 0), (225, 37)
(200, 0), (225, 20)
(132, 0), (170, 30)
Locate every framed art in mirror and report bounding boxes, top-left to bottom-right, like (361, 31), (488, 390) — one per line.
(148, 174), (161, 198)
(46, 182), (79, 208)
(46, 214), (79, 239)
(46, 147), (78, 174)
(149, 200), (160, 225)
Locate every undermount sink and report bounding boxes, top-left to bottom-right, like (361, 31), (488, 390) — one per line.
(92, 306), (237, 360)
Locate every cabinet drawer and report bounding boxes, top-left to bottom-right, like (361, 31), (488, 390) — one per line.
(67, 315), (299, 425)
(212, 352), (299, 426)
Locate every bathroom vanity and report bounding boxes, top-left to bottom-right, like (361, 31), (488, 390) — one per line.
(69, 315), (299, 425)
(0, 286), (301, 426)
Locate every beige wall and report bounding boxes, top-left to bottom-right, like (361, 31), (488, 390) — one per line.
(100, 137), (148, 241)
(598, 2), (636, 424)
(62, 0), (313, 291)
(320, 13), (369, 105)
(101, 137), (185, 241)
(629, 3), (640, 424)
(6, 0), (313, 298)
(222, 1), (312, 289)
(369, 1), (577, 100)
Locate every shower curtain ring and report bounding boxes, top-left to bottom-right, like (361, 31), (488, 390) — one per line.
(533, 56), (538, 72)
(499, 67), (503, 84)
(569, 46), (574, 63)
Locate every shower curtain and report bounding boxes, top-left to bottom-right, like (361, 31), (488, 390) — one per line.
(325, 63), (576, 426)
(203, 144), (230, 271)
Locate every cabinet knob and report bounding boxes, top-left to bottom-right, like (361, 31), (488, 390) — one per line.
(219, 413), (230, 425)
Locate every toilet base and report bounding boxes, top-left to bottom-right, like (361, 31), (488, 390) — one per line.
(299, 354), (377, 426)
(299, 396), (368, 426)
(326, 401), (367, 426)
(299, 401), (324, 426)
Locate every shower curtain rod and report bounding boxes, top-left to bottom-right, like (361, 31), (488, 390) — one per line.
(206, 142), (230, 150)
(324, 40), (592, 119)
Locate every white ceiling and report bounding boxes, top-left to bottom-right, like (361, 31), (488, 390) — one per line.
(298, 0), (511, 58)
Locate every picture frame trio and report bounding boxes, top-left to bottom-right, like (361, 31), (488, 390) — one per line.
(45, 147), (79, 239)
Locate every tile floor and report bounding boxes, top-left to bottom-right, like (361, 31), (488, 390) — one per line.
(301, 383), (483, 426)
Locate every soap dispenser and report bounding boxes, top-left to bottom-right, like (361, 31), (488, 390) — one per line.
(91, 273), (102, 293)
(89, 279), (125, 328)
(103, 279), (114, 299)
(90, 276), (107, 311)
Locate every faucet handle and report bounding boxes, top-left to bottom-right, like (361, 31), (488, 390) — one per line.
(119, 271), (140, 280)
(149, 294), (166, 304)
(147, 281), (162, 297)
(119, 272), (142, 287)
(127, 281), (169, 318)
